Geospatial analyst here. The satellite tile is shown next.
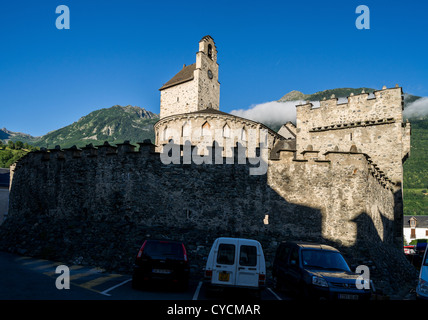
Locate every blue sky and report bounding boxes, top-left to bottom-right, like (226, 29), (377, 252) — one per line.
(0, 0), (427, 136)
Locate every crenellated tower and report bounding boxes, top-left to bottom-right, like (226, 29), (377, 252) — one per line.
(294, 85), (411, 186)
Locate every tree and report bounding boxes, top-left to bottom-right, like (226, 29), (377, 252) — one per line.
(15, 141), (24, 150)
(7, 140), (14, 149)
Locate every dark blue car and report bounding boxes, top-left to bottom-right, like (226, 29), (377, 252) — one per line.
(272, 241), (372, 300)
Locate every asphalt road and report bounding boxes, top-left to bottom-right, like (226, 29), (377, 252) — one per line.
(0, 251), (288, 301)
(0, 188), (8, 225)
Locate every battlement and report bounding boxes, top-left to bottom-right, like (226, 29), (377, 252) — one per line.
(296, 86), (404, 129)
(294, 85), (409, 185)
(269, 144), (395, 191)
(11, 136), (396, 192)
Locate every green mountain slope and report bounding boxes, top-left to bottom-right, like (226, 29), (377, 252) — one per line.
(1, 105), (159, 150)
(403, 119), (428, 216)
(35, 105), (159, 149)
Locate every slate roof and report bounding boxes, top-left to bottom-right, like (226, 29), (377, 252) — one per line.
(404, 215), (428, 228)
(159, 63), (196, 90)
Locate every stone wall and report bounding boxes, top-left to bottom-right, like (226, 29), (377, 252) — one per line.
(295, 86), (411, 184)
(0, 140), (417, 296)
(160, 78), (198, 119)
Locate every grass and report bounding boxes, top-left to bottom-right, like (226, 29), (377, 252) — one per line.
(403, 189), (428, 216)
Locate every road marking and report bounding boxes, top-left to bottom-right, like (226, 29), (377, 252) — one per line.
(69, 267), (105, 280)
(70, 265), (85, 270)
(70, 271), (96, 280)
(33, 262), (62, 270)
(22, 258), (48, 266)
(267, 287), (282, 300)
(192, 281), (203, 300)
(79, 274), (123, 290)
(15, 256), (32, 261)
(100, 278), (132, 296)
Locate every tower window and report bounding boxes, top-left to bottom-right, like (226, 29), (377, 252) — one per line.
(208, 44), (212, 59)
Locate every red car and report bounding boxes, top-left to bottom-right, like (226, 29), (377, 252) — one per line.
(404, 245), (416, 255)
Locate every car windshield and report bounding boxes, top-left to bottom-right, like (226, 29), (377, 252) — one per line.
(142, 241), (184, 260)
(301, 249), (350, 272)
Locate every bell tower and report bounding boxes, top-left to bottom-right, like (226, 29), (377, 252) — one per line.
(195, 35), (220, 111)
(159, 35), (220, 119)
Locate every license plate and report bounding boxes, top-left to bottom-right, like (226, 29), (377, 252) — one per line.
(152, 269), (171, 274)
(339, 294), (359, 300)
(218, 272), (230, 282)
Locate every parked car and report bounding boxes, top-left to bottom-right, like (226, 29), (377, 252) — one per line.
(132, 239), (190, 290)
(416, 247), (428, 300)
(415, 241), (428, 256)
(404, 245), (416, 255)
(272, 241), (372, 300)
(204, 237), (266, 294)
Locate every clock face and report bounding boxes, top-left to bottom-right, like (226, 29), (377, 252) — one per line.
(208, 69), (213, 79)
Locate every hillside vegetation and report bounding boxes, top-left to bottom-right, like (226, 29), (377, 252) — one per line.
(33, 105), (159, 149)
(403, 119), (428, 216)
(0, 141), (39, 168)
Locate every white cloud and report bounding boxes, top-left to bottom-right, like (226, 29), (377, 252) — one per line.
(403, 97), (428, 119)
(230, 98), (347, 126)
(230, 101), (299, 126)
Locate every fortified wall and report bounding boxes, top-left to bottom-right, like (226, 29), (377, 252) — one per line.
(0, 138), (417, 294)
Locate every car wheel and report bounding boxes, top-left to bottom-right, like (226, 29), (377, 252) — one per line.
(132, 271), (144, 290)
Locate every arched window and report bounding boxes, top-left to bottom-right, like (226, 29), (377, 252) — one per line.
(163, 126), (169, 141)
(207, 44), (213, 59)
(241, 127), (247, 141)
(202, 121), (211, 136)
(223, 124), (230, 138)
(182, 122), (191, 137)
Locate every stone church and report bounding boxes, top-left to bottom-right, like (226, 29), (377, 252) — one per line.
(154, 35), (292, 158)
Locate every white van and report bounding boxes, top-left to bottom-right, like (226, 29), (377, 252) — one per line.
(204, 237), (266, 291)
(416, 247), (428, 300)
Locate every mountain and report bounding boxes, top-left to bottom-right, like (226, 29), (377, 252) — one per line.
(0, 128), (39, 144)
(0, 105), (159, 149)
